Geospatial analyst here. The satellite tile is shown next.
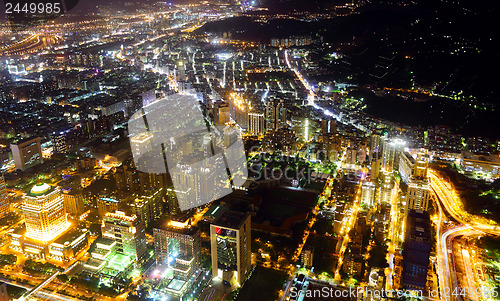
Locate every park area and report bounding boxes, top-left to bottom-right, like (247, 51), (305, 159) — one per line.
(232, 266), (288, 301)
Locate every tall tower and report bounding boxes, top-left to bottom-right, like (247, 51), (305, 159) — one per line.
(265, 99), (287, 131)
(248, 111), (265, 136)
(414, 153), (429, 178)
(210, 210), (251, 286)
(23, 183), (67, 242)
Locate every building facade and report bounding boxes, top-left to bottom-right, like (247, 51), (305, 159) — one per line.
(102, 211), (147, 262)
(22, 183), (67, 242)
(11, 137), (42, 171)
(210, 210), (251, 286)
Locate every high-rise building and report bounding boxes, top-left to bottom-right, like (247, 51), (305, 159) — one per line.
(402, 210), (431, 292)
(265, 98), (286, 131)
(130, 133), (154, 160)
(381, 139), (406, 173)
(414, 153), (429, 178)
(51, 132), (69, 154)
(62, 188), (85, 216)
(154, 215), (201, 280)
(301, 245), (314, 268)
(214, 102), (230, 125)
(115, 165), (138, 192)
(406, 153), (431, 211)
(377, 173), (394, 204)
(102, 211), (147, 262)
(399, 152), (416, 184)
(131, 188), (164, 228)
(97, 197), (119, 217)
(22, 183), (67, 242)
(369, 131), (387, 162)
(406, 178), (431, 211)
(321, 118), (336, 137)
(248, 111), (265, 136)
(361, 180), (376, 206)
(138, 172), (164, 195)
(210, 210), (251, 286)
(0, 173), (8, 217)
(229, 93), (250, 130)
(10, 137), (42, 171)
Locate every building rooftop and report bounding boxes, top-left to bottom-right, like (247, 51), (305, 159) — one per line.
(212, 210), (249, 230)
(11, 136), (40, 145)
(53, 228), (87, 245)
(28, 183), (53, 196)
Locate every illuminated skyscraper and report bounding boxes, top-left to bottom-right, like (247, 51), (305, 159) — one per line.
(130, 132), (154, 159)
(361, 180), (376, 206)
(406, 153), (431, 211)
(153, 215), (201, 281)
(102, 211), (147, 262)
(51, 132), (68, 154)
(406, 178), (431, 211)
(265, 99), (286, 131)
(248, 111), (265, 136)
(131, 188), (164, 228)
(0, 173), (8, 217)
(413, 153), (429, 178)
(62, 188), (85, 216)
(210, 210), (251, 286)
(11, 137), (42, 171)
(22, 183), (68, 242)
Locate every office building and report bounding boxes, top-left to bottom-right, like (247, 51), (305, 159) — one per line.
(300, 246), (314, 268)
(214, 102), (230, 125)
(102, 210), (147, 262)
(138, 172), (164, 195)
(248, 111), (265, 136)
(210, 210), (251, 286)
(22, 183), (67, 242)
(51, 132), (68, 154)
(229, 93), (250, 130)
(377, 173), (394, 204)
(402, 210), (431, 292)
(361, 180), (376, 206)
(153, 214), (202, 299)
(97, 197), (119, 217)
(265, 98), (286, 131)
(406, 153), (431, 211)
(48, 228), (89, 261)
(10, 137), (42, 171)
(130, 188), (164, 228)
(130, 132), (154, 160)
(406, 178), (431, 211)
(115, 165), (138, 192)
(177, 61), (186, 82)
(381, 139), (406, 173)
(62, 187), (85, 216)
(399, 152), (416, 184)
(321, 118), (336, 137)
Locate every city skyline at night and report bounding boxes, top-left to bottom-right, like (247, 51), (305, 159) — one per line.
(0, 0), (500, 300)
